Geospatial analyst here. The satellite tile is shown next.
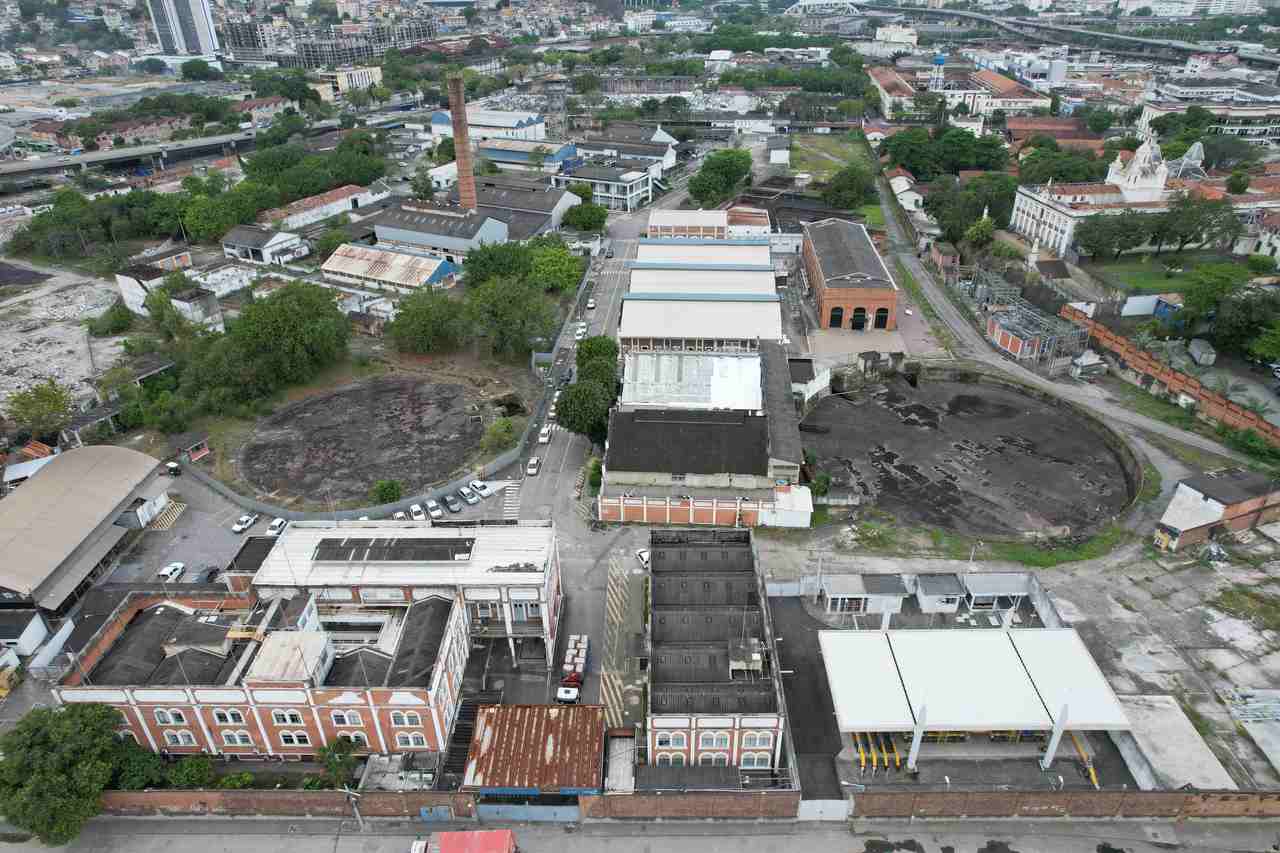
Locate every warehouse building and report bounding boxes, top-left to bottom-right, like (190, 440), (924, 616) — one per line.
(321, 243), (458, 293)
(802, 218), (898, 332)
(462, 704), (605, 801)
(448, 174), (581, 232)
(475, 139), (577, 174)
(221, 225), (309, 265)
(258, 183), (392, 231)
(618, 293), (784, 353)
(428, 107), (546, 142)
(1154, 468), (1280, 552)
(0, 447), (168, 616)
(372, 202), (509, 264)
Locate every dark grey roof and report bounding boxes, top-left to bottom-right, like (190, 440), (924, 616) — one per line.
(0, 609), (40, 640)
(586, 122), (662, 143)
(761, 342), (802, 467)
(448, 182), (570, 213)
(325, 647), (392, 686)
(567, 165), (643, 183)
(222, 224), (279, 248)
(917, 573), (966, 596)
(651, 682), (777, 714)
(164, 617), (232, 647)
(1182, 469), (1280, 506)
(280, 593), (312, 629)
(651, 644), (734, 682)
(372, 203), (491, 239)
(386, 597), (452, 687)
(227, 536), (276, 573)
(480, 205), (551, 240)
(1036, 259), (1071, 280)
(120, 264), (165, 282)
(651, 571), (759, 607)
(766, 135), (791, 150)
(635, 765), (743, 792)
(605, 409), (768, 477)
(90, 604), (234, 685)
(66, 398), (123, 432)
(788, 358), (815, 383)
(862, 574), (909, 596)
(149, 648), (237, 685)
(576, 138), (670, 158)
(651, 606), (764, 644)
(63, 589), (130, 654)
(805, 218), (894, 289)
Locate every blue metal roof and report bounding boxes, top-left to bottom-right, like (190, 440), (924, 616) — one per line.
(624, 292), (780, 302)
(627, 261), (775, 272)
(641, 238), (771, 246)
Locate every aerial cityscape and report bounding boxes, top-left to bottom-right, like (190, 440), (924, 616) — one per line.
(3, 0), (1280, 849)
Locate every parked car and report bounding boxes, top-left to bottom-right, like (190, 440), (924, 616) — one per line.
(526, 456), (541, 476)
(409, 503), (426, 521)
(574, 326), (587, 341)
(606, 247), (615, 258)
(164, 461), (181, 476)
(231, 513), (259, 533)
(203, 567), (220, 583)
(425, 498), (444, 519)
(267, 518), (287, 536)
(393, 511), (408, 520)
(459, 485), (480, 505)
(158, 562), (185, 582)
(587, 298), (596, 310)
(470, 480), (493, 499)
(635, 549), (651, 570)
(443, 494), (463, 513)
(548, 405), (557, 421)
(538, 424), (553, 444)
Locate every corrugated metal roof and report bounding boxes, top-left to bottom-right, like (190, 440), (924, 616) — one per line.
(321, 244), (449, 289)
(462, 705), (605, 794)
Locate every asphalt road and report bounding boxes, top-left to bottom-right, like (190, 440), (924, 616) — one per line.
(16, 816), (1280, 853)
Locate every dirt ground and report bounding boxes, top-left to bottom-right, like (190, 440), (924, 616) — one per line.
(238, 351), (538, 506)
(802, 379), (1133, 537)
(0, 258), (122, 405)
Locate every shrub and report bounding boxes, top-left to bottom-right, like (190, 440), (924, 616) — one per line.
(481, 417), (518, 453)
(369, 479), (403, 504)
(217, 771), (255, 789)
(1247, 254), (1277, 275)
(811, 472), (832, 497)
(87, 299), (133, 337)
(166, 755), (216, 789)
(588, 458), (602, 493)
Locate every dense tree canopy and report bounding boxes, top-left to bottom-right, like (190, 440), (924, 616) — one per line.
(688, 148), (753, 206)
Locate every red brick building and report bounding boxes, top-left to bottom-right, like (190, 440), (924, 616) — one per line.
(802, 218), (898, 332)
(1154, 469), (1280, 552)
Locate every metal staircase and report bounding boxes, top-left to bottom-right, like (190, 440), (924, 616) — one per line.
(437, 689), (502, 789)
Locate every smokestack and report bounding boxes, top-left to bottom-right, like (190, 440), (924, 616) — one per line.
(447, 73), (478, 213)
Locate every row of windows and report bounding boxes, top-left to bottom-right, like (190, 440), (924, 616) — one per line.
(160, 708), (422, 729)
(654, 731), (772, 750)
(654, 752), (772, 769)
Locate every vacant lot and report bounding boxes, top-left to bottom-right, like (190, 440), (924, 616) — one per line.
(790, 133), (870, 182)
(1082, 252), (1235, 294)
(802, 378), (1133, 537)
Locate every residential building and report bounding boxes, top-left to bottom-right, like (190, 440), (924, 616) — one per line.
(221, 225), (310, 265)
(574, 138), (676, 173)
(428, 107), (546, 142)
(221, 21), (279, 62)
(115, 265), (225, 332)
(428, 161), (458, 191)
(1154, 469), (1280, 551)
(1154, 77), (1280, 105)
(291, 21), (438, 69)
(257, 183), (391, 230)
(551, 162), (653, 211)
(0, 447), (168, 617)
(802, 219), (899, 332)
(146, 0), (219, 55)
(1137, 100), (1280, 142)
(868, 63), (1050, 118)
(644, 529), (787, 771)
(767, 135), (791, 166)
(322, 244), (458, 293)
(448, 174), (581, 231)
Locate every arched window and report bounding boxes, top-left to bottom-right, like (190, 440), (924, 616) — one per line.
(332, 710), (363, 727)
(670, 732), (687, 749)
(656, 732), (672, 748)
(396, 732), (428, 748)
(656, 754), (671, 767)
(670, 753), (685, 767)
(829, 306), (844, 328)
(164, 730), (196, 746)
(874, 307), (890, 329)
(223, 730), (252, 746)
(213, 709), (245, 725)
(340, 732), (368, 747)
(390, 711), (421, 727)
(117, 730), (138, 744)
(851, 307), (867, 331)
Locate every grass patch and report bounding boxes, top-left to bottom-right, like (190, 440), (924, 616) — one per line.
(811, 505), (831, 528)
(983, 524), (1131, 568)
(1210, 585), (1280, 632)
(1138, 462), (1163, 503)
(1179, 697), (1216, 738)
(1141, 432), (1247, 473)
(858, 203), (885, 229)
(1082, 252), (1234, 295)
(893, 258), (956, 353)
(789, 133), (870, 182)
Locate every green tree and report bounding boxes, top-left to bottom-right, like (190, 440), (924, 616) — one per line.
(822, 163), (875, 209)
(138, 57), (167, 73)
(5, 378), (74, 438)
(314, 227), (349, 261)
(1182, 263), (1248, 321)
(567, 182), (594, 203)
(468, 276), (556, 356)
(1086, 109), (1114, 134)
(88, 298), (134, 337)
(180, 58), (220, 81)
(1074, 214), (1116, 260)
(1227, 170), (1250, 195)
(434, 136), (455, 164)
(688, 148), (752, 206)
(576, 335), (618, 370)
(526, 144), (550, 171)
(562, 202), (607, 232)
(481, 416), (519, 452)
(0, 703), (123, 844)
(411, 163), (435, 202)
(464, 241), (533, 285)
(529, 244), (584, 293)
(370, 479), (403, 503)
(385, 287), (467, 354)
(112, 743), (166, 791)
(1248, 254), (1277, 275)
(221, 282), (350, 397)
(557, 378), (612, 445)
(1250, 318), (1280, 362)
(166, 755), (216, 789)
(964, 217), (994, 248)
(1111, 209), (1152, 258)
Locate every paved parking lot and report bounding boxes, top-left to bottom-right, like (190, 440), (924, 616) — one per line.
(107, 474), (261, 585)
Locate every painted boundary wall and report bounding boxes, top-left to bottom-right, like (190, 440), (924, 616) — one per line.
(96, 789), (1280, 820)
(1060, 305), (1280, 448)
(597, 495), (768, 527)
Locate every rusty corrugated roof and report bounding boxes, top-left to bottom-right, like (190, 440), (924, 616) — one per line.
(461, 704), (605, 794)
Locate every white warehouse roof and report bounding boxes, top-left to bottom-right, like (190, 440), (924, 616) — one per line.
(620, 351), (763, 410)
(618, 298), (783, 342)
(635, 242), (771, 266)
(628, 268), (776, 295)
(819, 629), (1130, 733)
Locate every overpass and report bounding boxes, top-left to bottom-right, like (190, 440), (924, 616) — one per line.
(0, 128), (262, 178)
(858, 4), (1280, 67)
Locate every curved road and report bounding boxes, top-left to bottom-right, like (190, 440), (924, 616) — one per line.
(878, 190), (1248, 462)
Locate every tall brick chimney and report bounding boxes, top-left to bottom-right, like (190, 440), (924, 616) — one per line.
(447, 73), (478, 213)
